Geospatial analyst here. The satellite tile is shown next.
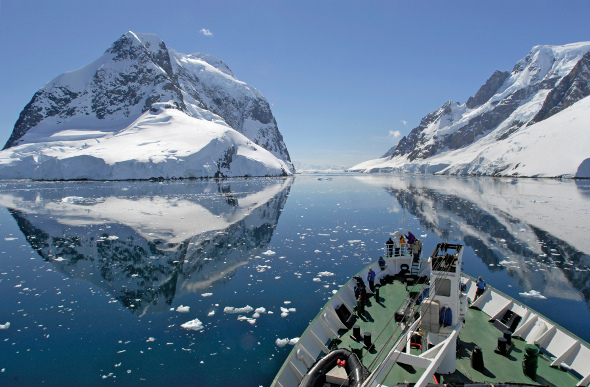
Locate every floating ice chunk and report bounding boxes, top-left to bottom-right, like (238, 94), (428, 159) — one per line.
(317, 271), (335, 277)
(237, 316), (256, 325)
(313, 278), (321, 282)
(499, 260), (517, 266)
(421, 234), (427, 238)
(146, 337), (155, 342)
(262, 250), (276, 256)
(255, 265), (271, 272)
(314, 250), (322, 253)
(62, 196), (85, 203)
(4, 237), (17, 241)
(255, 307), (266, 314)
(201, 293), (213, 297)
(0, 322), (10, 330)
(275, 337), (299, 347)
(176, 305), (190, 313)
(53, 257), (65, 262)
(519, 290), (547, 299)
(284, 301), (291, 304)
(181, 318), (204, 331)
(224, 306), (254, 314)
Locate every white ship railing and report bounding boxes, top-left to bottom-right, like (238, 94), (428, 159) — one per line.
(465, 276), (590, 387)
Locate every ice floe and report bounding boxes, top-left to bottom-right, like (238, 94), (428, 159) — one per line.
(0, 322), (10, 330)
(280, 307), (296, 317)
(224, 305), (254, 314)
(237, 316), (257, 325)
(176, 305), (190, 313)
(519, 290), (547, 299)
(317, 271), (335, 277)
(275, 337), (299, 347)
(181, 318), (204, 331)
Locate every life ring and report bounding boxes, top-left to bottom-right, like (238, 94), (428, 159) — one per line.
(298, 348), (367, 387)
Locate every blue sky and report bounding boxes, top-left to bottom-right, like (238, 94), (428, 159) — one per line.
(1, 1), (589, 168)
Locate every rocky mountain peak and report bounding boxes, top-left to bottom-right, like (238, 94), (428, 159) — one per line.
(466, 70), (510, 109)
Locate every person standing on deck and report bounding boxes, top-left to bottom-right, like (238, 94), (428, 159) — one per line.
(378, 256), (387, 271)
(367, 267), (376, 293)
(406, 231), (416, 246)
(386, 237), (394, 257)
(412, 239), (422, 262)
(400, 234), (406, 254)
(474, 276), (486, 301)
(393, 231), (401, 256)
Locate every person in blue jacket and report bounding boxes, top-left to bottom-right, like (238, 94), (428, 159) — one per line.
(474, 276), (486, 300)
(367, 267), (376, 293)
(378, 256), (387, 271)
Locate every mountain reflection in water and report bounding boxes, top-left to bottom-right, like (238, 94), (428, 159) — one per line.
(0, 175), (589, 386)
(0, 178), (293, 316)
(361, 175), (590, 312)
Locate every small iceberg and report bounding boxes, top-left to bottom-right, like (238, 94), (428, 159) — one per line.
(519, 290), (547, 299)
(181, 318), (204, 331)
(224, 305), (254, 314)
(275, 337), (299, 347)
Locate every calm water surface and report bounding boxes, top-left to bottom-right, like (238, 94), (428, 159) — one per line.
(0, 174), (589, 386)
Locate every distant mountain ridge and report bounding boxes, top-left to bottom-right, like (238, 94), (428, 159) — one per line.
(352, 42), (590, 178)
(0, 31), (293, 180)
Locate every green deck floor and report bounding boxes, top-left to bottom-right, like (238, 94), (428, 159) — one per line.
(336, 278), (581, 386)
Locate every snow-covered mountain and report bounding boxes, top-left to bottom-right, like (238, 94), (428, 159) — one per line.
(0, 31), (294, 180)
(351, 42), (590, 178)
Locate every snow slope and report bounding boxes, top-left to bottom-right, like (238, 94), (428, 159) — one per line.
(0, 32), (293, 180)
(353, 95), (590, 178)
(0, 105), (291, 180)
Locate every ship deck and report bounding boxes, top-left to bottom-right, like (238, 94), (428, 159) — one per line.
(335, 277), (580, 386)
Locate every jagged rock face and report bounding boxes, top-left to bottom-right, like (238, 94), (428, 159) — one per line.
(466, 70), (511, 109)
(3, 32), (291, 165)
(380, 42), (590, 166)
(529, 51), (590, 124)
